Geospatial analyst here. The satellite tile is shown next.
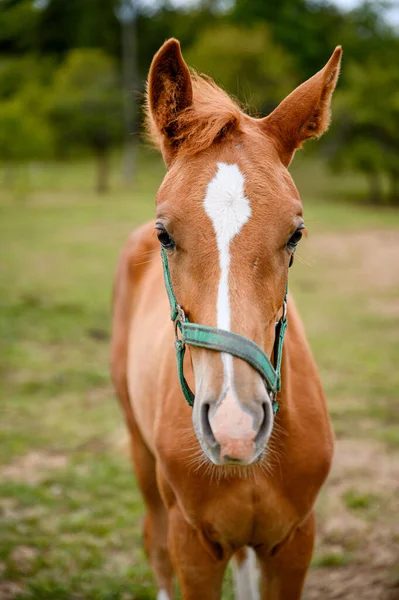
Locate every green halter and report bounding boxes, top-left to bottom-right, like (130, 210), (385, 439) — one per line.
(161, 249), (288, 414)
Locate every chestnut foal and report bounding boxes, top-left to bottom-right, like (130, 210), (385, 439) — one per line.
(111, 39), (342, 600)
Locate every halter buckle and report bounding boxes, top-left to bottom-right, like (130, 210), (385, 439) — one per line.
(282, 298), (288, 322)
(270, 391), (280, 415)
(174, 304), (186, 341)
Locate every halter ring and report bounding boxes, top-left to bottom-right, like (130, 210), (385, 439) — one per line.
(174, 304), (186, 341)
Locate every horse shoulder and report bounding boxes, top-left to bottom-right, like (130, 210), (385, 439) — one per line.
(110, 221), (157, 433)
(285, 295), (334, 480)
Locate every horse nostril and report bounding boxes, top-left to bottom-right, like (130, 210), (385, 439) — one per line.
(255, 402), (272, 445)
(200, 403), (218, 448)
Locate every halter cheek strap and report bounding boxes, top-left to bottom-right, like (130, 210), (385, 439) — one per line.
(161, 249), (288, 414)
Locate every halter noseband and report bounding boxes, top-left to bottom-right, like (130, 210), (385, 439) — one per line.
(161, 248), (288, 414)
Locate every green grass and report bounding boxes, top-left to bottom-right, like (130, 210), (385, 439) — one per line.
(343, 489), (379, 512)
(1, 148), (399, 599)
(312, 550), (353, 568)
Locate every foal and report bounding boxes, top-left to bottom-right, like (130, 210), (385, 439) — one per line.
(111, 39), (342, 600)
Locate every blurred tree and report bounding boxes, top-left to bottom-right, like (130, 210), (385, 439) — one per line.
(0, 0), (39, 54)
(231, 0), (345, 78)
(329, 57), (399, 204)
(0, 54), (54, 168)
(231, 0), (399, 88)
(0, 55), (54, 100)
(35, 0), (120, 57)
(0, 89), (53, 196)
(136, 4), (218, 79)
(0, 96), (53, 161)
(186, 24), (297, 114)
(48, 49), (123, 194)
(120, 0), (138, 183)
(0, 0), (398, 204)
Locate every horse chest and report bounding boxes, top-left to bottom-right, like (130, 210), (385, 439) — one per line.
(164, 469), (299, 552)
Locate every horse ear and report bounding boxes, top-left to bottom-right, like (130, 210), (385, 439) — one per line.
(147, 38), (193, 165)
(262, 47), (342, 166)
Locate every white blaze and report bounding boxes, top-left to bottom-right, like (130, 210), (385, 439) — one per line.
(203, 162), (251, 390)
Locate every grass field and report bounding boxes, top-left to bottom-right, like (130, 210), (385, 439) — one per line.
(1, 150), (399, 600)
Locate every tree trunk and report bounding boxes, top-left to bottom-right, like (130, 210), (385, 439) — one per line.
(122, 0), (138, 183)
(389, 172), (399, 206)
(96, 146), (108, 194)
(367, 170), (383, 204)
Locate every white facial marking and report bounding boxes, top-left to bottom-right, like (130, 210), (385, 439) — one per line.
(232, 548), (260, 600)
(203, 162), (251, 391)
(157, 590), (170, 600)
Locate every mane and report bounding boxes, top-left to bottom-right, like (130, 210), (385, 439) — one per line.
(145, 70), (243, 158)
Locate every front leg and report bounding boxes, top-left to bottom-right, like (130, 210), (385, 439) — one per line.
(258, 512), (315, 600)
(167, 505), (229, 600)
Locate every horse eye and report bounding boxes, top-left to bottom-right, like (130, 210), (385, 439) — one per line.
(287, 226), (305, 249)
(156, 226), (175, 249)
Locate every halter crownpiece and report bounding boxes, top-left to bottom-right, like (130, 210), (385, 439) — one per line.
(161, 248), (288, 414)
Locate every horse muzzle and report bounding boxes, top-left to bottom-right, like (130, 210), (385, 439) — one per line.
(195, 387), (274, 466)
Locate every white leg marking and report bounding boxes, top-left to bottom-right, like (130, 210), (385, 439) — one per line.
(232, 548), (260, 600)
(203, 162), (251, 391)
(157, 590), (171, 600)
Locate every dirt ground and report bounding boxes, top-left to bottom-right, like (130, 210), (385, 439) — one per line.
(1, 438), (397, 600)
(301, 229), (399, 599)
(305, 439), (399, 600)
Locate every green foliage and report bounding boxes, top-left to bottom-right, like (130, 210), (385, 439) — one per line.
(35, 0), (121, 57)
(329, 55), (399, 203)
(48, 49), (123, 156)
(0, 0), (39, 53)
(0, 49), (123, 193)
(0, 54), (54, 164)
(0, 0), (399, 202)
(0, 56), (54, 166)
(0, 96), (53, 161)
(0, 55), (54, 100)
(231, 0), (350, 79)
(136, 4), (220, 79)
(338, 59), (399, 147)
(186, 24), (296, 113)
